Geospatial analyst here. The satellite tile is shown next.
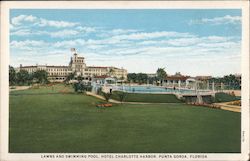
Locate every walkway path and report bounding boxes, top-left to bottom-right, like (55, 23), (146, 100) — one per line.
(10, 86), (30, 91)
(87, 92), (242, 112)
(214, 102), (241, 113)
(87, 92), (185, 105)
(86, 92), (120, 103)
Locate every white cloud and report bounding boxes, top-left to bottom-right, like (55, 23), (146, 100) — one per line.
(10, 40), (47, 50)
(11, 26), (94, 39)
(37, 18), (79, 28)
(110, 29), (138, 35)
(11, 15), (37, 25)
(189, 15), (241, 25)
(111, 31), (194, 41)
(10, 29), (32, 36)
(11, 15), (79, 28)
(10, 15), (96, 38)
(10, 28), (241, 76)
(76, 26), (96, 33)
(53, 39), (86, 48)
(52, 37), (128, 48)
(50, 29), (79, 38)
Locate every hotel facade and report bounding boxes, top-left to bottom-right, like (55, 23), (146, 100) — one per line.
(16, 49), (127, 82)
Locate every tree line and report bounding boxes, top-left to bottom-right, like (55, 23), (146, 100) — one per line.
(127, 68), (167, 85)
(9, 66), (49, 86)
(209, 74), (241, 90)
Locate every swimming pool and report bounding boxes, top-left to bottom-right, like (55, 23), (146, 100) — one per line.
(115, 85), (197, 94)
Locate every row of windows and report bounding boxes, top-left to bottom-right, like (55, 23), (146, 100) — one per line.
(23, 68), (69, 72)
(166, 80), (186, 83)
(85, 69), (107, 72)
(75, 65), (83, 68)
(22, 68), (126, 75)
(49, 77), (65, 80)
(47, 68), (69, 72)
(48, 73), (68, 76)
(74, 59), (84, 63)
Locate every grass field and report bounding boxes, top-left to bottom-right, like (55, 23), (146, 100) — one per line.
(215, 92), (240, 103)
(9, 85), (241, 153)
(110, 92), (182, 103)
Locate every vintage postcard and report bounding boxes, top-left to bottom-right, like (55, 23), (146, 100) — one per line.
(0, 1), (249, 161)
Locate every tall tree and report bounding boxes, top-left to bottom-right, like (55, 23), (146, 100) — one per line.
(9, 65), (16, 85)
(209, 74), (241, 90)
(101, 91), (112, 102)
(108, 68), (115, 77)
(64, 72), (76, 83)
(33, 70), (48, 84)
(16, 70), (30, 85)
(156, 68), (167, 86)
(136, 73), (148, 84)
(127, 73), (137, 83)
(77, 75), (83, 82)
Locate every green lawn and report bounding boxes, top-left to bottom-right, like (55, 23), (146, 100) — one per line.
(11, 84), (74, 95)
(215, 92), (240, 103)
(111, 92), (182, 103)
(9, 85), (241, 153)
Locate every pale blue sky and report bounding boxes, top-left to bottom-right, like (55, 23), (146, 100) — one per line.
(10, 9), (241, 76)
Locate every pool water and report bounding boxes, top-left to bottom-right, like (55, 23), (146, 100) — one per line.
(115, 85), (196, 94)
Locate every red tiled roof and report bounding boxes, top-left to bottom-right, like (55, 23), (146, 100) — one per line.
(20, 65), (69, 68)
(195, 76), (212, 80)
(46, 66), (69, 68)
(88, 66), (108, 69)
(20, 66), (37, 68)
(166, 76), (190, 81)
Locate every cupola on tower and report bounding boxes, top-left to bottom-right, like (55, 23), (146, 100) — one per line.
(69, 48), (86, 76)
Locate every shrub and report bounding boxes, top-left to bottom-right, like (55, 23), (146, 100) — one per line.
(97, 87), (102, 95)
(101, 91), (112, 102)
(73, 82), (92, 93)
(114, 91), (127, 103)
(228, 100), (241, 106)
(215, 92), (240, 103)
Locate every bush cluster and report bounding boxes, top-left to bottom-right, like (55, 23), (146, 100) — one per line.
(73, 82), (92, 93)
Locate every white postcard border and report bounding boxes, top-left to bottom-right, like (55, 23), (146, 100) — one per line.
(1, 1), (249, 161)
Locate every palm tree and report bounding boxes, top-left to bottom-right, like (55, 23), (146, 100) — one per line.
(156, 68), (167, 86)
(64, 72), (76, 83)
(108, 68), (115, 77)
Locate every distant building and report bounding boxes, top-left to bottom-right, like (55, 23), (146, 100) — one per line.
(16, 48), (127, 82)
(147, 73), (157, 78)
(195, 76), (212, 81)
(164, 72), (191, 87)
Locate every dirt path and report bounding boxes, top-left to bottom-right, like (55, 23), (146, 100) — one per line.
(214, 102), (241, 113)
(221, 90), (241, 96)
(10, 86), (30, 91)
(86, 92), (120, 103)
(86, 92), (185, 105)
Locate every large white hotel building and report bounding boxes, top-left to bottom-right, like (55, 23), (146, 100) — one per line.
(16, 49), (127, 82)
